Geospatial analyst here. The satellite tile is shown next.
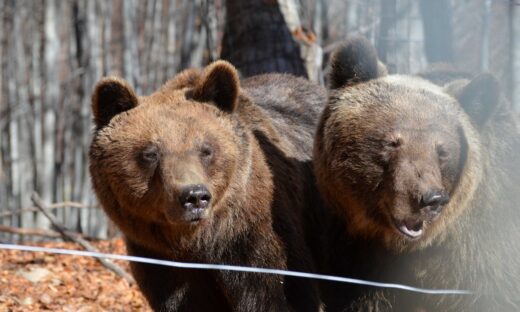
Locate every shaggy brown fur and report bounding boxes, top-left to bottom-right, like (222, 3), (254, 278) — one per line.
(89, 61), (326, 312)
(314, 37), (520, 311)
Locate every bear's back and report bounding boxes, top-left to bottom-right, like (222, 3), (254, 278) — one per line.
(241, 74), (328, 295)
(241, 74), (327, 160)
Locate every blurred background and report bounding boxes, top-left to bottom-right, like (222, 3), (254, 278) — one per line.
(1, 0), (519, 242)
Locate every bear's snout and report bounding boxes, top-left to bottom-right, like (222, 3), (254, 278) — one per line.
(179, 184), (212, 213)
(420, 190), (449, 212)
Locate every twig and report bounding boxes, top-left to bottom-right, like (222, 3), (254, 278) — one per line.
(0, 224), (99, 240)
(0, 225), (62, 238)
(0, 201), (96, 219)
(31, 192), (134, 284)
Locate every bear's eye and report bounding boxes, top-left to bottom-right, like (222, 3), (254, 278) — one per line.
(436, 145), (449, 161)
(200, 144), (213, 158)
(385, 138), (401, 148)
(140, 145), (160, 164)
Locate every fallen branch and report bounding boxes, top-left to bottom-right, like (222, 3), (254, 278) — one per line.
(31, 192), (134, 284)
(0, 202), (96, 219)
(0, 225), (62, 238)
(0, 224), (99, 240)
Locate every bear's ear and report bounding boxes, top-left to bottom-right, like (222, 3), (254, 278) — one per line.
(91, 77), (138, 128)
(161, 68), (202, 91)
(450, 73), (500, 128)
(329, 36), (386, 89)
(190, 60), (239, 113)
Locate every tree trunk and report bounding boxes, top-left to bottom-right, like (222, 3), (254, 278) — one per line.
(512, 0), (520, 111)
(378, 0), (396, 72)
(419, 0), (454, 64)
(221, 0), (307, 78)
(479, 0), (492, 71)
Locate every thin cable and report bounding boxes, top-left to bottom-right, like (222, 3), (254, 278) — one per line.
(0, 243), (472, 295)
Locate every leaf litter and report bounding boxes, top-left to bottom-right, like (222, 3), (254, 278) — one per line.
(0, 239), (151, 311)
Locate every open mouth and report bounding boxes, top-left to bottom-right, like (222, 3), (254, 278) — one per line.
(393, 218), (424, 239)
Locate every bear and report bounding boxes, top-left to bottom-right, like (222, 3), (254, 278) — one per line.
(313, 37), (520, 311)
(88, 60), (327, 312)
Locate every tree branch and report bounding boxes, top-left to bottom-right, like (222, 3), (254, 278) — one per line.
(0, 201), (95, 219)
(31, 192), (134, 284)
(0, 224), (63, 238)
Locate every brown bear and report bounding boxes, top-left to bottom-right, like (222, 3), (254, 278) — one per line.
(313, 37), (520, 311)
(88, 61), (326, 311)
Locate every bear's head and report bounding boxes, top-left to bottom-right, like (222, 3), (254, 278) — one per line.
(89, 61), (248, 231)
(315, 37), (500, 252)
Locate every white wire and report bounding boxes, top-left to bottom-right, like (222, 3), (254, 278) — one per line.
(0, 243), (472, 295)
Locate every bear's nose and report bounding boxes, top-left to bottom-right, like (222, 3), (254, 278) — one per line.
(179, 184), (212, 210)
(420, 190), (449, 213)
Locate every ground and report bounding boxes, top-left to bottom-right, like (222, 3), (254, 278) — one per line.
(0, 239), (151, 312)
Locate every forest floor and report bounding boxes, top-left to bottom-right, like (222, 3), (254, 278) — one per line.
(0, 239), (151, 311)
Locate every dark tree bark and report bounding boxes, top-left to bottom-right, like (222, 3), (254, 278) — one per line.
(419, 0), (454, 63)
(221, 0), (307, 78)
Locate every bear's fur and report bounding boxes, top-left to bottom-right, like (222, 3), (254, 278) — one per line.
(314, 37), (520, 311)
(89, 61), (326, 312)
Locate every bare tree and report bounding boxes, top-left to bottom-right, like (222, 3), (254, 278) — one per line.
(419, 0), (454, 64)
(221, 0), (307, 78)
(377, 0), (397, 70)
(512, 0), (520, 110)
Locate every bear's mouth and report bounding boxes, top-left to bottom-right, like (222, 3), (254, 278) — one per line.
(184, 208), (208, 223)
(393, 218), (424, 239)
